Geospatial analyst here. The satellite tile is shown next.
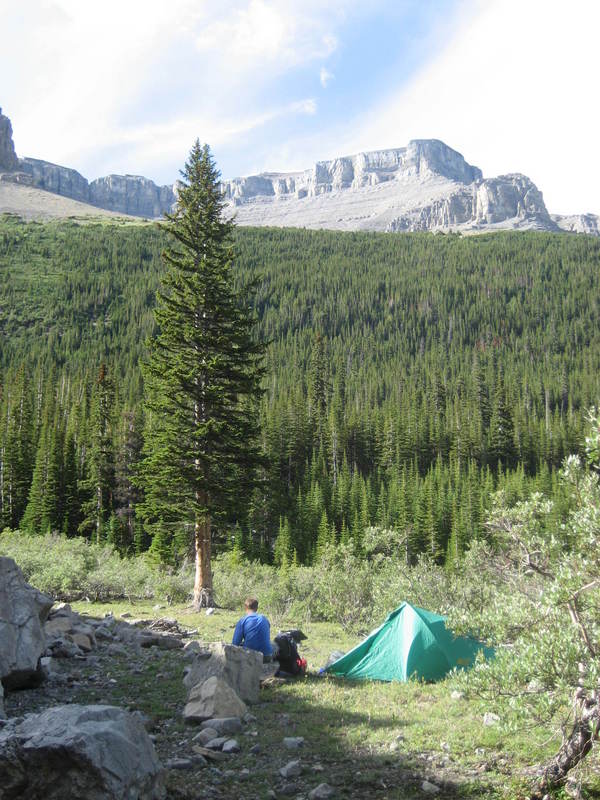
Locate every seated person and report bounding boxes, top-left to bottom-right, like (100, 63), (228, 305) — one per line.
(232, 597), (273, 661)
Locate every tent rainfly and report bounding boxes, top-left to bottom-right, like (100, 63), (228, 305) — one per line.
(324, 602), (494, 682)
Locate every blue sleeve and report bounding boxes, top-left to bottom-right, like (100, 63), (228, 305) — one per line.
(232, 618), (244, 646)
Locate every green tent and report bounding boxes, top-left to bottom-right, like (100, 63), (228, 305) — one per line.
(324, 602), (494, 682)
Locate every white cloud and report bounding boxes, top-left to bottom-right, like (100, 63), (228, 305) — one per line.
(195, 0), (339, 69)
(346, 0), (600, 215)
(320, 67), (334, 88)
(0, 0), (348, 179)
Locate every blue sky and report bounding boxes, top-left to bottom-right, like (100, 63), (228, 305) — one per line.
(1, 0), (599, 215)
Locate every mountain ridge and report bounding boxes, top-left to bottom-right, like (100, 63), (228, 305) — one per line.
(0, 108), (597, 234)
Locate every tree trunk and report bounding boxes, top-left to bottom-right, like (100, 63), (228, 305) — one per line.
(193, 509), (214, 609)
(529, 691), (600, 800)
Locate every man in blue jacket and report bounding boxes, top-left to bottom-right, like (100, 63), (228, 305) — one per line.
(232, 597), (273, 661)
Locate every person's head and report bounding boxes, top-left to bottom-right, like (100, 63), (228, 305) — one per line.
(244, 597), (258, 614)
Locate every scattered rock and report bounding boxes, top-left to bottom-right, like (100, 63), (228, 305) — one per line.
(184, 642), (263, 704)
(205, 608), (216, 616)
(483, 712), (500, 727)
(205, 736), (229, 750)
(183, 641), (202, 658)
(193, 728), (219, 745)
(165, 757), (194, 770)
(450, 690), (464, 701)
(279, 759), (302, 778)
(422, 780), (441, 794)
(221, 738), (240, 754)
(199, 717), (242, 735)
(250, 743), (261, 755)
(308, 784), (336, 799)
(284, 736), (305, 749)
(0, 704), (165, 799)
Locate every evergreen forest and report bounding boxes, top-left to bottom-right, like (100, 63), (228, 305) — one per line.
(1, 214), (599, 567)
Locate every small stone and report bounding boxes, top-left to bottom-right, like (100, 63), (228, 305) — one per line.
(205, 608), (215, 615)
(266, 792), (277, 800)
(238, 767), (250, 780)
(222, 739), (240, 754)
(243, 712), (257, 724)
(483, 712), (500, 726)
(205, 736), (229, 750)
(193, 727), (219, 745)
(199, 717), (242, 735)
(250, 744), (261, 755)
(422, 780), (441, 794)
(450, 690), (464, 700)
(279, 783), (298, 797)
(166, 757), (194, 770)
(120, 612), (132, 619)
(308, 784), (336, 800)
(280, 759), (302, 778)
(284, 736), (305, 749)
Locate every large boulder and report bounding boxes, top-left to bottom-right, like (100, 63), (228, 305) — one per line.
(183, 676), (247, 723)
(0, 704), (165, 800)
(184, 642), (263, 704)
(0, 557), (53, 689)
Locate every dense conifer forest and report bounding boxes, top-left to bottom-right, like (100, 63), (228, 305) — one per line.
(1, 215), (599, 566)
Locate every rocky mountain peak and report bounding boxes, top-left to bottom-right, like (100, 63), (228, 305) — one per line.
(0, 107), (597, 234)
(0, 108), (19, 172)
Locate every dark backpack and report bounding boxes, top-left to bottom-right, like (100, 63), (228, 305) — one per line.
(274, 632), (302, 675)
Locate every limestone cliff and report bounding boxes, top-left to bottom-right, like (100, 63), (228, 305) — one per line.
(0, 107), (597, 234)
(88, 175), (175, 218)
(0, 109), (19, 172)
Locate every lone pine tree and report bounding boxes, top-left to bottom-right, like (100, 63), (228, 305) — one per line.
(138, 141), (265, 608)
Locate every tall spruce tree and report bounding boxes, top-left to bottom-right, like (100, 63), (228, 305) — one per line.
(138, 141), (265, 608)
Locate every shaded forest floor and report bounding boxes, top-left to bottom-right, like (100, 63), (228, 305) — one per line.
(6, 600), (600, 799)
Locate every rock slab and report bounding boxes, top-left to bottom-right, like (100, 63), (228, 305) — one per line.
(0, 704), (165, 800)
(183, 676), (247, 723)
(0, 557), (53, 689)
(184, 641), (263, 704)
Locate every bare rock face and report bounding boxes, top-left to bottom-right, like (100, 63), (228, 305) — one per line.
(387, 173), (554, 232)
(552, 213), (600, 236)
(88, 175), (176, 218)
(0, 557), (53, 690)
(0, 704), (165, 800)
(221, 139), (482, 206)
(1, 108), (597, 233)
(221, 142), (569, 235)
(184, 642), (263, 704)
(19, 158), (89, 203)
(0, 109), (19, 172)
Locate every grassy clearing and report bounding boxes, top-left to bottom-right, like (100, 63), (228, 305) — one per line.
(69, 600), (600, 799)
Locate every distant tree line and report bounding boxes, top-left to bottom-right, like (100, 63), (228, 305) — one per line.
(1, 217), (599, 565)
